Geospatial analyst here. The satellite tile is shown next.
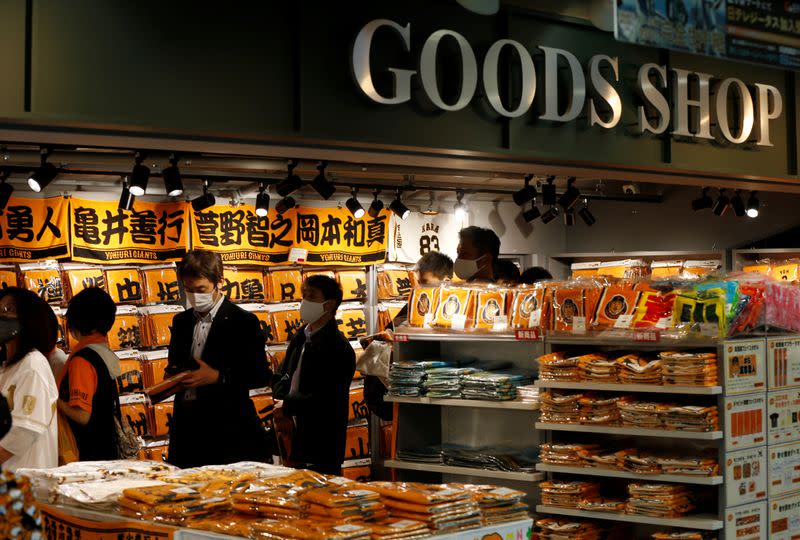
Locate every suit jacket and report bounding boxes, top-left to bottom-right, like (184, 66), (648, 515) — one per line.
(166, 298), (271, 468)
(272, 319), (355, 470)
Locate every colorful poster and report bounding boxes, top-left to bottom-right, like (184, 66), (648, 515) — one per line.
(768, 389), (800, 444)
(190, 204), (295, 265)
(70, 198), (188, 264)
(293, 207), (390, 266)
(770, 491), (800, 540)
(725, 446), (767, 506)
(724, 500), (767, 540)
(768, 337), (800, 390)
(724, 339), (766, 395)
(769, 440), (800, 498)
(0, 196), (69, 261)
(388, 211), (463, 263)
(724, 393), (767, 451)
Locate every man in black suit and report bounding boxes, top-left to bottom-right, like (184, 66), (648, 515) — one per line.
(166, 250), (271, 468)
(272, 275), (355, 475)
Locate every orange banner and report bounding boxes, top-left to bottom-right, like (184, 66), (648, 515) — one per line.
(294, 207), (390, 266)
(0, 196), (69, 261)
(70, 198), (188, 264)
(190, 204), (296, 265)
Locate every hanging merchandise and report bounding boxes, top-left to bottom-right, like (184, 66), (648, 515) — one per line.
(138, 305), (183, 349)
(61, 262), (106, 301)
(140, 264), (181, 305)
(70, 198), (188, 264)
(293, 207), (391, 266)
(140, 350), (169, 389)
(220, 267), (267, 302)
(148, 401), (173, 439)
(0, 196), (70, 262)
(119, 394), (149, 439)
(240, 303), (276, 344)
(266, 267), (303, 303)
(337, 303), (368, 340)
(116, 351), (144, 395)
(407, 286), (440, 328)
(377, 264), (414, 300)
(105, 266), (144, 305)
(387, 211), (461, 263)
(336, 269), (368, 301)
(19, 260), (63, 304)
(267, 303), (303, 344)
(0, 264), (17, 289)
(105, 305), (142, 351)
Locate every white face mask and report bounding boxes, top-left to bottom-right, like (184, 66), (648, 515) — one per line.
(453, 255), (486, 280)
(187, 291), (217, 313)
(300, 299), (328, 325)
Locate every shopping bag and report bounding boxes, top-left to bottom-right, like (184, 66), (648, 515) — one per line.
(57, 410), (79, 465)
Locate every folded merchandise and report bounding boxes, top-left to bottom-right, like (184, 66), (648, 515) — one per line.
(656, 454), (719, 476)
(536, 518), (606, 540)
(577, 354), (617, 383)
(577, 394), (625, 425)
(625, 484), (695, 518)
(576, 498), (626, 513)
(231, 484), (307, 519)
(614, 449), (661, 475)
(459, 370), (532, 401)
(387, 361), (449, 397)
(299, 486), (382, 508)
(660, 405), (718, 432)
(396, 446), (443, 464)
(615, 355), (662, 385)
(118, 494), (230, 523)
(538, 353), (581, 382)
(651, 532), (715, 540)
(366, 482), (470, 506)
(251, 519), (372, 540)
(363, 518), (431, 540)
(422, 367), (477, 398)
(441, 446), (537, 473)
(539, 391), (583, 424)
(540, 481), (601, 508)
(658, 352), (718, 387)
(540, 443), (600, 467)
(516, 384), (539, 403)
(581, 448), (619, 470)
(617, 400), (670, 429)
(184, 513), (264, 537)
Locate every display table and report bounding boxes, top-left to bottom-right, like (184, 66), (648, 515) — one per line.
(41, 504), (533, 540)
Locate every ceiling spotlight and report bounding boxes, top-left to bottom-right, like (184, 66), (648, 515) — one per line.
(691, 187), (713, 212)
(118, 176), (135, 211)
(27, 148), (58, 192)
(0, 170), (13, 211)
(346, 187), (365, 218)
(276, 159), (302, 197)
(368, 189), (384, 218)
(712, 188), (730, 216)
(311, 161), (335, 200)
(541, 205), (560, 224)
(746, 191), (760, 218)
(731, 190), (746, 217)
(256, 182), (270, 217)
(513, 174), (538, 206)
(542, 176), (556, 206)
(421, 191), (438, 216)
(564, 207), (576, 226)
(558, 177), (580, 210)
(191, 180), (216, 212)
(162, 153), (183, 197)
(389, 190), (410, 220)
(522, 200), (541, 223)
(275, 196), (296, 214)
(454, 190), (468, 220)
(129, 151), (150, 196)
(578, 199), (596, 226)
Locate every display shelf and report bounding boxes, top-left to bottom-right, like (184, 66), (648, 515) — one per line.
(535, 464), (724, 485)
(545, 335), (718, 349)
(534, 506), (723, 531)
(534, 380), (722, 395)
(385, 395), (540, 410)
(393, 329), (522, 342)
(535, 423), (723, 440)
(385, 459), (544, 482)
(732, 247), (800, 270)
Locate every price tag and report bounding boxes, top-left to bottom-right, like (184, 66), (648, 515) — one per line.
(614, 314), (634, 329)
(394, 334), (409, 342)
(515, 328), (542, 341)
(451, 313), (467, 331)
(423, 313), (434, 328)
(572, 316), (586, 335)
(288, 247), (308, 263)
(528, 309), (542, 328)
(656, 316), (673, 329)
(634, 329), (661, 343)
(492, 315), (508, 332)
(699, 322), (720, 338)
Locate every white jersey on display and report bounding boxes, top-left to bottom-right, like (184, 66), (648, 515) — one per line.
(388, 213), (464, 264)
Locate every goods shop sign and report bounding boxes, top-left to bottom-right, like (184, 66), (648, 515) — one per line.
(353, 19), (783, 147)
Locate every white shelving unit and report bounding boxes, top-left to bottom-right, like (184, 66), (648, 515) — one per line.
(535, 464), (724, 486)
(385, 460), (544, 482)
(534, 506), (724, 531)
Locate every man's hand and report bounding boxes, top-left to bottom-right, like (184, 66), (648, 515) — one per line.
(180, 358), (220, 389)
(274, 399), (283, 410)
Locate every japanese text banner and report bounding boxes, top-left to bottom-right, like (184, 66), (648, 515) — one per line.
(70, 198), (188, 264)
(190, 204), (296, 265)
(0, 196), (69, 262)
(294, 207), (390, 266)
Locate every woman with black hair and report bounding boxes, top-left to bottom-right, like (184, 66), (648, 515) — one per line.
(58, 287), (121, 461)
(0, 288), (59, 472)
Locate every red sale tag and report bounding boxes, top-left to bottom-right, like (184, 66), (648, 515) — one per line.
(633, 329), (661, 343)
(515, 328), (542, 341)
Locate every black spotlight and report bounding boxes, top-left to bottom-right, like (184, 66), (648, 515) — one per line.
(746, 191), (760, 218)
(0, 170), (13, 210)
(522, 201), (541, 223)
(255, 183), (270, 217)
(162, 153), (183, 197)
(276, 160), (302, 197)
(558, 177), (580, 210)
(542, 176), (557, 206)
(692, 187), (714, 211)
(513, 174), (538, 206)
(578, 199), (596, 226)
(275, 196), (296, 214)
(389, 191), (410, 220)
(541, 205), (560, 224)
(118, 177), (135, 211)
(564, 207), (576, 226)
(27, 148), (58, 192)
(191, 180), (216, 212)
(129, 151), (150, 196)
(368, 189), (384, 218)
(346, 187), (365, 218)
(311, 161), (335, 200)
(712, 189), (730, 216)
(731, 190), (746, 217)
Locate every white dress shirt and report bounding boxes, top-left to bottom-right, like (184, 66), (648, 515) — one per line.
(184, 293), (225, 401)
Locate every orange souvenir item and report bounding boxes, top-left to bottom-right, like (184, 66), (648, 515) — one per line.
(62, 263), (106, 301)
(337, 269), (368, 301)
(341, 466), (371, 482)
(433, 286), (475, 329)
(268, 345), (288, 372)
(141, 350), (169, 388)
(120, 399), (149, 437)
(345, 424), (370, 459)
(139, 306), (182, 349)
(598, 259), (648, 280)
(771, 259), (799, 282)
(116, 357), (144, 395)
(20, 262), (63, 304)
(267, 268), (303, 303)
(681, 260), (721, 278)
(141, 264), (181, 304)
(241, 304), (275, 344)
(571, 262), (600, 278)
(150, 401), (173, 438)
(304, 269), (336, 281)
(377, 301), (405, 332)
(0, 265), (18, 289)
(742, 261), (771, 276)
(510, 286), (546, 329)
(474, 288), (508, 330)
(593, 283), (641, 328)
(408, 286), (440, 328)
(222, 267), (267, 302)
(348, 386), (368, 422)
(250, 393), (274, 428)
(144, 443), (169, 463)
(105, 266), (144, 304)
(337, 305), (367, 340)
(108, 306), (141, 351)
(651, 261), (684, 280)
(553, 287), (585, 332)
(269, 304), (303, 344)
(377, 266), (413, 299)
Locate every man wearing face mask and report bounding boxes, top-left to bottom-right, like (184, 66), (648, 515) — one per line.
(165, 250), (271, 468)
(454, 226), (501, 282)
(272, 275), (355, 475)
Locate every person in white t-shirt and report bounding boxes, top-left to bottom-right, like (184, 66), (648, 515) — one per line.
(0, 288), (59, 472)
